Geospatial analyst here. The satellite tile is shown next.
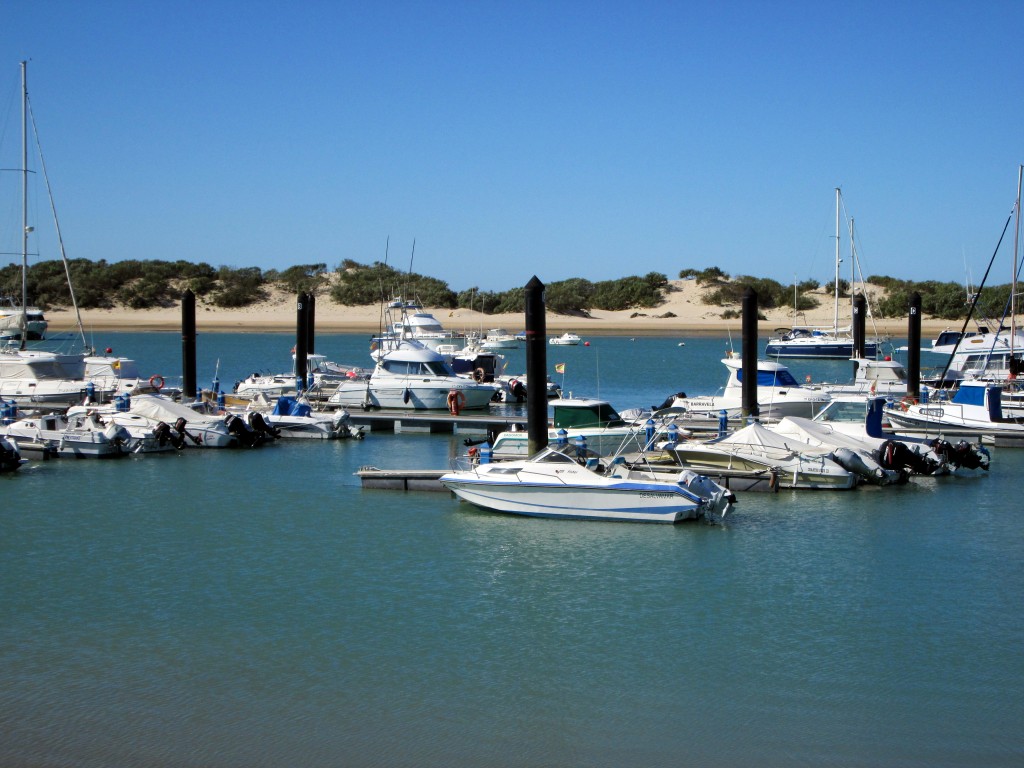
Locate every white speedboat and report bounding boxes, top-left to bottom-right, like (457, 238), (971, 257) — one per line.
(128, 394), (259, 448)
(656, 357), (831, 420)
(64, 402), (180, 454)
(489, 398), (659, 460)
(372, 300), (469, 353)
(495, 374), (561, 403)
(818, 357), (909, 398)
(480, 329), (520, 350)
(549, 332), (581, 346)
(2, 410), (131, 459)
(885, 382), (1024, 444)
(440, 444), (732, 523)
(663, 421), (858, 490)
(327, 341), (498, 411)
(243, 394), (364, 440)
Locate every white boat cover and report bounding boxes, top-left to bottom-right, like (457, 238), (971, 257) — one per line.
(716, 421), (834, 457)
(130, 394), (224, 425)
(772, 416), (883, 452)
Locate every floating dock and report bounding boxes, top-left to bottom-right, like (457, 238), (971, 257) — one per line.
(356, 463), (778, 493)
(345, 409), (527, 435)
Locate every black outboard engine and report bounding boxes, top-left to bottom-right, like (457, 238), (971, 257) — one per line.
(879, 439), (941, 480)
(509, 378), (527, 402)
(653, 392), (686, 411)
(931, 439), (991, 471)
(154, 421), (185, 450)
(247, 411), (281, 439)
(225, 413), (261, 447)
(173, 416), (202, 446)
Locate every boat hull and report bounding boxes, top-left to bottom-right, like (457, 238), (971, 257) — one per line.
(329, 381), (496, 410)
(441, 478), (701, 522)
(765, 341), (879, 359)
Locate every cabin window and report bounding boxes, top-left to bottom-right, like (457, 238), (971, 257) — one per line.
(738, 369), (799, 387)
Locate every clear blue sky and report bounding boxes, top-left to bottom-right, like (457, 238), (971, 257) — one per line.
(2, 0), (1022, 293)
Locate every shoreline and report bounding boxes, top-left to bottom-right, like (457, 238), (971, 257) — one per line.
(49, 308), (954, 337)
(41, 278), (961, 337)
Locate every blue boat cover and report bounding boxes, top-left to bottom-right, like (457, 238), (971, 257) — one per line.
(273, 396), (312, 417)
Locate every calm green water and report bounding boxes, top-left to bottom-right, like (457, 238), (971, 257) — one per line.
(2, 333), (1022, 767)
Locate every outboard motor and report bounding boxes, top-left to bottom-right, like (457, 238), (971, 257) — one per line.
(653, 392), (686, 411)
(225, 413), (261, 448)
(247, 411), (281, 439)
(173, 416), (203, 446)
(931, 439), (991, 471)
(878, 439), (942, 479)
(154, 421), (184, 449)
(507, 378), (527, 402)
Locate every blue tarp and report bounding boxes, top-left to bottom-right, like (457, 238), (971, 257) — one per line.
(273, 396), (312, 417)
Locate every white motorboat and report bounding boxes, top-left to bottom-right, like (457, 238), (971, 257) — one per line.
(128, 394), (259, 448)
(817, 357), (909, 399)
(83, 354), (169, 399)
(662, 421), (858, 490)
(494, 373), (561, 403)
(2, 410), (131, 458)
(0, 298), (47, 341)
(489, 398), (660, 460)
(480, 329), (520, 350)
(0, 347), (102, 407)
(885, 382), (1024, 444)
(372, 300), (469, 353)
(234, 353), (368, 399)
(549, 332), (581, 346)
(65, 401), (180, 453)
(440, 444), (732, 523)
(241, 394), (364, 440)
(656, 356), (831, 420)
(327, 340), (499, 411)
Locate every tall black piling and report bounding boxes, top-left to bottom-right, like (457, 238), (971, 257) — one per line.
(305, 292), (316, 355)
(295, 293), (308, 392)
(907, 291), (921, 401)
(181, 289), (196, 400)
(524, 276), (548, 455)
(741, 287), (759, 419)
(852, 294), (866, 359)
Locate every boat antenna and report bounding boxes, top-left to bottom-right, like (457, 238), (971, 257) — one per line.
(937, 208), (1014, 384)
(376, 236), (390, 340)
(19, 61), (28, 351)
(27, 89), (89, 351)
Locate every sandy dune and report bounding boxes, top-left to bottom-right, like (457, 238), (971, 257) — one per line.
(45, 279), (952, 336)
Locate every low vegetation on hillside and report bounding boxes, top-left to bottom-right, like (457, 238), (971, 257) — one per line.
(0, 257), (1015, 321)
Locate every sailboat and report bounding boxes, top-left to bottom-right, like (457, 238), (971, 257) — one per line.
(0, 62), (110, 406)
(765, 188), (880, 359)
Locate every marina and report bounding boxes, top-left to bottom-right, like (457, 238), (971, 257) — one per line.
(3, 331), (1023, 767)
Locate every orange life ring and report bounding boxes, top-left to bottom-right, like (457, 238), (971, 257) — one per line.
(149, 375), (165, 391)
(447, 389), (466, 415)
(899, 396), (915, 411)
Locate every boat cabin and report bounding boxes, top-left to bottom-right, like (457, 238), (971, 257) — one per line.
(552, 399), (625, 430)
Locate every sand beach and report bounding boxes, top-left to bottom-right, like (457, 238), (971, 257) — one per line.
(45, 279), (953, 337)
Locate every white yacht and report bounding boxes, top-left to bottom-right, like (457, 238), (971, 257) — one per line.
(655, 356), (831, 420)
(0, 298), (47, 341)
(327, 340), (499, 411)
(549, 332), (581, 346)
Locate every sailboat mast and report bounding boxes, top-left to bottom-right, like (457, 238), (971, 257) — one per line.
(833, 187), (840, 334)
(1013, 164), (1021, 355)
(20, 61), (29, 351)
